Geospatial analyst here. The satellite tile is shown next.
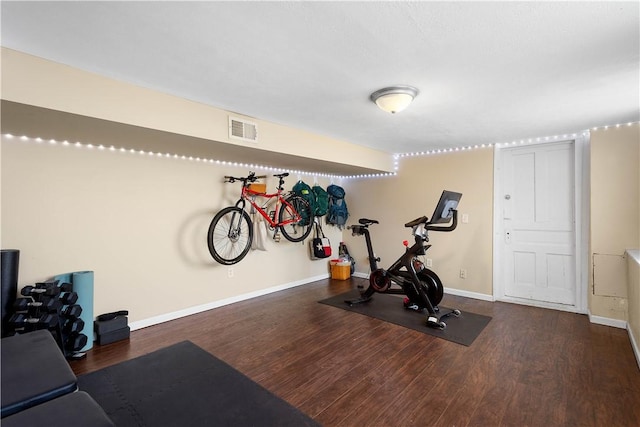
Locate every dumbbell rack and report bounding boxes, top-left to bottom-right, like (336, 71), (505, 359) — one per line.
(9, 280), (88, 360)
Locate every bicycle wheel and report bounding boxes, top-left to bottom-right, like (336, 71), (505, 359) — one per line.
(418, 268), (444, 307)
(207, 206), (253, 265)
(278, 195), (314, 243)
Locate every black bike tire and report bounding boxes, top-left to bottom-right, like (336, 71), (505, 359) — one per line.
(207, 206), (253, 265)
(418, 268), (444, 307)
(278, 195), (314, 243)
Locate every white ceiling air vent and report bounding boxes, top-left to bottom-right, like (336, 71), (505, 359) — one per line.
(229, 116), (258, 143)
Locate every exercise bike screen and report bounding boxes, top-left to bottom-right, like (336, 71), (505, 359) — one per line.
(430, 190), (462, 224)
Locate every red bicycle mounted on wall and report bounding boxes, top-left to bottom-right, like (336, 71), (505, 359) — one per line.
(207, 172), (314, 265)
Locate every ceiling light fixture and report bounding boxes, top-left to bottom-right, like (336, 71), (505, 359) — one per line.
(370, 85), (419, 114)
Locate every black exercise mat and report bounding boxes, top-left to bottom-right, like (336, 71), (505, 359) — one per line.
(319, 290), (491, 346)
(78, 341), (319, 427)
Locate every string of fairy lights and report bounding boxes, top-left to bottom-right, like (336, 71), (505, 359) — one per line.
(1, 134), (340, 180)
(2, 120), (637, 180)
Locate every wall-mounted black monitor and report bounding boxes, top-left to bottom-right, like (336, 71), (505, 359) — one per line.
(430, 190), (462, 224)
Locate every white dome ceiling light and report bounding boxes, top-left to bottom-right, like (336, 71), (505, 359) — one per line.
(370, 86), (419, 114)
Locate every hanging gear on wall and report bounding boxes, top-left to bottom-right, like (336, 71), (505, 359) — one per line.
(326, 184), (349, 229)
(309, 219), (331, 260)
(311, 185), (329, 217)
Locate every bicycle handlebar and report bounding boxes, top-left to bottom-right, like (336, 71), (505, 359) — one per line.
(224, 172), (268, 184)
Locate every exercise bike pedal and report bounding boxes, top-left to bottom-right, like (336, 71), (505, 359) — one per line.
(403, 297), (422, 312)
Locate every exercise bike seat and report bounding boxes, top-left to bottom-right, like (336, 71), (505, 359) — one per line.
(405, 216), (428, 227)
(358, 218), (379, 225)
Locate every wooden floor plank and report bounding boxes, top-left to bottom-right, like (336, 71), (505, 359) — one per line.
(70, 278), (640, 426)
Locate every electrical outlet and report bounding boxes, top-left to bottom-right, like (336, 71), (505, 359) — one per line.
(426, 258), (433, 268)
(460, 268), (467, 279)
(462, 213), (469, 223)
(228, 267), (234, 278)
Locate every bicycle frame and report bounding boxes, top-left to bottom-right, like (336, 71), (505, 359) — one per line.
(239, 186), (302, 228)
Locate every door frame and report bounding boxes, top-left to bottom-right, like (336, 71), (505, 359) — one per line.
(492, 133), (590, 313)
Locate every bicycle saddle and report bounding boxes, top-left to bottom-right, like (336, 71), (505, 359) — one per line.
(405, 216), (429, 227)
(273, 172), (289, 178)
(358, 218), (379, 225)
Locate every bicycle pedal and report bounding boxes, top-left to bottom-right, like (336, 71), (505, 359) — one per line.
(273, 232), (281, 242)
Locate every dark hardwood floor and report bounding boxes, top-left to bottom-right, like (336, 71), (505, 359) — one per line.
(70, 278), (640, 426)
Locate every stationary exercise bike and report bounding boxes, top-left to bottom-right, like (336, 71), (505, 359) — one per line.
(345, 190), (462, 329)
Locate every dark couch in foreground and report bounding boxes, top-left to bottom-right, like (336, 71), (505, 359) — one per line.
(1, 329), (114, 426)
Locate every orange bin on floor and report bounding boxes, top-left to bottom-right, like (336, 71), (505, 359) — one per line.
(330, 260), (351, 280)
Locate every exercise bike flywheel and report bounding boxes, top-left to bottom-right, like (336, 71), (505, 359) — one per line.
(369, 268), (391, 292)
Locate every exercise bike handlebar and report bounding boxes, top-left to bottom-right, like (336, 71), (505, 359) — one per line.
(427, 209), (458, 232)
(348, 210), (458, 238)
(405, 209), (458, 232)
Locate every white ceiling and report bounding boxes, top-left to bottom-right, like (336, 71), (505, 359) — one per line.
(1, 1), (639, 155)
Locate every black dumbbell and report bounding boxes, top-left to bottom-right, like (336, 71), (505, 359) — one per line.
(63, 318), (85, 334)
(61, 304), (82, 319)
(58, 282), (73, 292)
(13, 297), (61, 313)
(9, 313), (59, 328)
(65, 333), (88, 352)
(59, 292), (78, 305)
(21, 284), (61, 297)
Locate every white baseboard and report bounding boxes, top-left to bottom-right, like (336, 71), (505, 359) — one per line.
(444, 287), (495, 302)
(587, 311), (627, 329)
(129, 273), (330, 331)
(352, 272), (369, 279)
(628, 323), (640, 371)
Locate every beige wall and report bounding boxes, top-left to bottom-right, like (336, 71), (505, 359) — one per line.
(0, 47), (394, 329)
(589, 124), (640, 320)
(2, 47), (638, 330)
(343, 149), (494, 297)
(1, 136), (344, 324)
(1, 48), (393, 174)
(3, 122), (639, 328)
(1, 136), (495, 328)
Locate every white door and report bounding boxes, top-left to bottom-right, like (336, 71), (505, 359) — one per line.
(499, 140), (576, 307)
